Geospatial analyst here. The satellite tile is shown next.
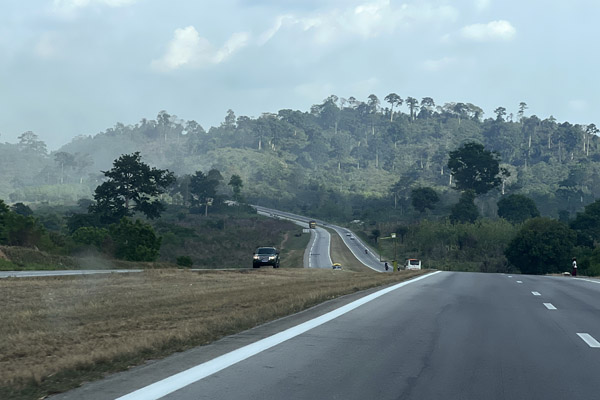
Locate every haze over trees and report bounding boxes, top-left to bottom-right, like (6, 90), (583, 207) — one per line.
(1, 93), (600, 273)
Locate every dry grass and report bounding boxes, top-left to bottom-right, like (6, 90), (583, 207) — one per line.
(0, 268), (426, 398)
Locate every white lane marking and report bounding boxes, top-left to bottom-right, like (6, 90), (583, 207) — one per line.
(116, 271), (443, 400)
(577, 333), (600, 348)
(532, 291), (541, 296)
(508, 275), (513, 278)
(574, 278), (600, 285)
(308, 229), (317, 268)
(516, 281), (523, 284)
(543, 303), (557, 310)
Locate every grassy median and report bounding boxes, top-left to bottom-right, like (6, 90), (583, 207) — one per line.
(1, 250), (427, 400)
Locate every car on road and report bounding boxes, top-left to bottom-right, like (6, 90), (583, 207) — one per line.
(332, 263), (342, 270)
(405, 258), (422, 270)
(253, 247), (280, 268)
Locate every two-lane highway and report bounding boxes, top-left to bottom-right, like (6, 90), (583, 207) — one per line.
(253, 205), (389, 271)
(55, 272), (600, 400)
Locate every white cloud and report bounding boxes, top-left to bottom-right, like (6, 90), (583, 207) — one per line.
(257, 0), (459, 46)
(461, 20), (516, 42)
(152, 26), (249, 71)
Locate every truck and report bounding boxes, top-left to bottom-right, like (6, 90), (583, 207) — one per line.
(309, 220), (317, 229)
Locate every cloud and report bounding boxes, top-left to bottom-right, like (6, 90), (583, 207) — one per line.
(257, 0), (459, 46)
(152, 26), (249, 71)
(460, 20), (516, 42)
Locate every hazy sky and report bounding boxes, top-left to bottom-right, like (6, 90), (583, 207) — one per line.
(1, 0), (599, 150)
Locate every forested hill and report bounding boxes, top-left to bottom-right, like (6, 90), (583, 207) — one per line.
(3, 95), (600, 220)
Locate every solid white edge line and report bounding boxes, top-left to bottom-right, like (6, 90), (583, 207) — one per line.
(574, 278), (600, 284)
(532, 291), (541, 296)
(577, 333), (600, 348)
(543, 303), (557, 310)
(516, 281), (523, 284)
(116, 271), (443, 400)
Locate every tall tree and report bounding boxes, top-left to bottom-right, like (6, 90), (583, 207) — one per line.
(448, 142), (506, 195)
(517, 102), (528, 122)
(384, 93), (402, 122)
(494, 106), (507, 121)
(18, 131), (47, 155)
(449, 190), (479, 223)
(406, 97), (418, 121)
(90, 152), (175, 223)
(228, 174), (244, 202)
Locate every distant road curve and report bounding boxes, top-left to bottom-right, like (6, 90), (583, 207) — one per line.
(252, 205), (388, 272)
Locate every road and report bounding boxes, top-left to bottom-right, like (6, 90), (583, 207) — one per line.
(254, 205), (332, 269)
(0, 269), (142, 278)
(53, 272), (600, 400)
(253, 205), (388, 271)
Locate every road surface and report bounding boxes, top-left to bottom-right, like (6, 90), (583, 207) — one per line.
(0, 269), (142, 278)
(253, 205), (388, 271)
(52, 272), (600, 400)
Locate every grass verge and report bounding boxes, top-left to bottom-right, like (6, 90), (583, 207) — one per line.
(0, 268), (427, 399)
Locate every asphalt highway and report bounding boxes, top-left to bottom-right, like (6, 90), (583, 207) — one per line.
(55, 271), (600, 400)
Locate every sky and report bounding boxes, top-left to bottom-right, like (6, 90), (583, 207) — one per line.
(1, 0), (599, 150)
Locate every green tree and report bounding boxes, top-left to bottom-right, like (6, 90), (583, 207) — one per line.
(497, 194), (540, 224)
(570, 199), (600, 247)
(448, 142), (505, 195)
(228, 174), (244, 202)
(384, 93), (402, 122)
(90, 152), (175, 223)
(189, 170), (219, 208)
(406, 97), (418, 120)
(411, 187), (440, 214)
(109, 218), (161, 261)
(71, 226), (110, 249)
(450, 190), (479, 224)
(505, 218), (576, 274)
(18, 131), (47, 155)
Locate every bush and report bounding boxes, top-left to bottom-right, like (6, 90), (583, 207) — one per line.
(109, 218), (162, 262)
(505, 217), (576, 274)
(176, 256), (193, 267)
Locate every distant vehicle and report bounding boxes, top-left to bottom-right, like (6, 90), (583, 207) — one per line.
(405, 259), (422, 270)
(309, 220), (317, 229)
(345, 232), (351, 236)
(350, 236), (355, 240)
(253, 247), (280, 268)
(332, 263), (342, 270)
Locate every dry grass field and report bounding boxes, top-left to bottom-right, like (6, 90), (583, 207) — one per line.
(0, 233), (427, 399)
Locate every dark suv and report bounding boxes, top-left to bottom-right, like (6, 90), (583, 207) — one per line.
(253, 247), (280, 268)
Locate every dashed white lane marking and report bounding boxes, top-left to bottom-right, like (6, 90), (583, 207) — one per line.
(516, 281), (523, 284)
(577, 333), (600, 348)
(543, 303), (557, 310)
(532, 291), (541, 296)
(116, 271), (443, 400)
(508, 275), (513, 278)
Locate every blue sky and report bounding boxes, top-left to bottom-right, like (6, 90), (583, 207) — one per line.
(1, 0), (599, 150)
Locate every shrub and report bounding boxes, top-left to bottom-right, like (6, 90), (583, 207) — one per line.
(176, 256), (193, 267)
